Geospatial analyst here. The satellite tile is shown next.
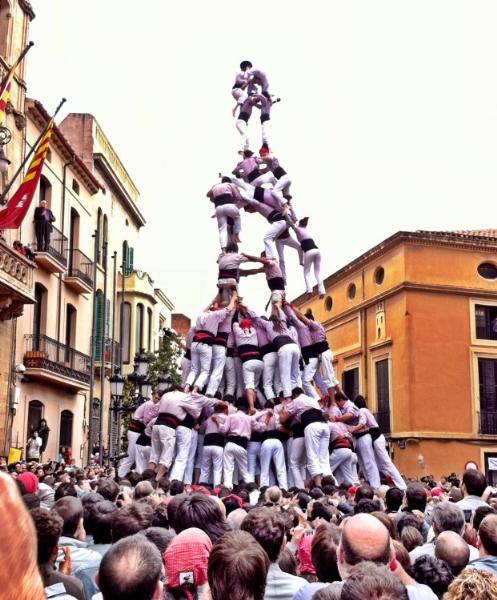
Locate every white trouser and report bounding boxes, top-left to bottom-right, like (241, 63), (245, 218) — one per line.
(319, 349), (339, 389)
(304, 421), (331, 478)
(135, 443), (151, 474)
(194, 432), (205, 469)
(118, 430), (140, 478)
(224, 356), (237, 397)
(302, 357), (320, 400)
(234, 356), (244, 398)
(278, 343), (301, 398)
(263, 220), (288, 260)
(330, 447), (359, 486)
(251, 171), (277, 188)
(200, 444), (224, 486)
(216, 204), (241, 249)
(242, 359), (263, 390)
(288, 437), (306, 488)
(183, 429), (198, 484)
(273, 175), (292, 197)
(303, 248), (325, 295)
(181, 356), (191, 387)
(355, 434), (381, 488)
(236, 119), (249, 150)
(151, 425), (176, 468)
(223, 441), (253, 488)
(206, 345), (227, 396)
(276, 235), (303, 281)
(186, 341), (213, 390)
(261, 120), (270, 145)
(248, 440), (261, 477)
(373, 434), (406, 490)
(169, 426), (193, 481)
(232, 88), (248, 105)
(260, 438), (288, 489)
(262, 351), (280, 400)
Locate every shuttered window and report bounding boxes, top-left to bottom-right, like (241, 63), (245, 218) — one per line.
(136, 303), (144, 353)
(122, 302), (132, 364)
(122, 241), (134, 276)
(342, 368), (359, 402)
(475, 305), (497, 341)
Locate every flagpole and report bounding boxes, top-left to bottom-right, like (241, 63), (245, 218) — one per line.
(0, 96), (66, 205)
(0, 41), (34, 90)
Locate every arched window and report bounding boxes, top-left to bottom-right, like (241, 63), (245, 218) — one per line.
(59, 410), (73, 449)
(27, 400), (44, 438)
(69, 208), (80, 252)
(0, 1), (12, 61)
(122, 301), (132, 364)
(39, 175), (52, 207)
(136, 303), (144, 353)
(147, 307), (153, 351)
(65, 303), (77, 349)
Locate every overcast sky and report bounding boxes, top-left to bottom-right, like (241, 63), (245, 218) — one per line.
(26, 1), (497, 318)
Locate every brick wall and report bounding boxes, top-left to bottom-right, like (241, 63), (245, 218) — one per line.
(171, 313), (191, 338)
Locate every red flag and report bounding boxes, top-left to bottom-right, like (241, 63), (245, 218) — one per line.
(0, 121), (53, 229)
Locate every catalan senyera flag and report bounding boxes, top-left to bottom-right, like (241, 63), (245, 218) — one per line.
(0, 76), (12, 125)
(0, 121), (54, 229)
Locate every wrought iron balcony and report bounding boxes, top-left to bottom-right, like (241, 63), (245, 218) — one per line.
(33, 224), (68, 274)
(0, 239), (36, 320)
(66, 249), (93, 294)
(374, 410), (391, 434)
(24, 333), (91, 391)
(479, 411), (497, 435)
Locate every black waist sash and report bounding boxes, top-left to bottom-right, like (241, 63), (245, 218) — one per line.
(301, 408), (326, 428)
(250, 431), (264, 443)
(193, 330), (215, 345)
(213, 193), (233, 207)
(227, 347), (234, 358)
(262, 430), (289, 443)
(227, 435), (248, 449)
(267, 210), (286, 224)
(136, 433), (151, 446)
(353, 430), (371, 440)
(302, 345), (319, 364)
(247, 168), (262, 183)
(267, 276), (285, 291)
(260, 342), (275, 357)
(155, 413), (181, 429)
(218, 268), (239, 282)
(214, 331), (229, 347)
(273, 165), (287, 179)
(181, 414), (196, 429)
(238, 343), (262, 363)
(204, 433), (225, 447)
(369, 427), (382, 441)
(292, 422), (305, 439)
(273, 335), (295, 350)
(314, 340), (330, 354)
(184, 349), (191, 360)
(301, 238), (318, 252)
(128, 419), (145, 434)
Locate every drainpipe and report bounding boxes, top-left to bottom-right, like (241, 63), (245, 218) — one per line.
(56, 155), (75, 344)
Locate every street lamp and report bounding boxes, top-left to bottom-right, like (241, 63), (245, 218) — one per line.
(109, 367), (125, 398)
(139, 378), (152, 400)
(157, 373), (172, 395)
(135, 349), (150, 377)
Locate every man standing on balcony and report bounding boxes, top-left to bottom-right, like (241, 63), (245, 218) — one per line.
(34, 199), (55, 252)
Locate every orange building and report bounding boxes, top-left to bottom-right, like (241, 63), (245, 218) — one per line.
(293, 229), (497, 482)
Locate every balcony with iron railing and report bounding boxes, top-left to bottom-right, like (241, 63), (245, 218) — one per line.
(24, 333), (91, 391)
(375, 410), (391, 435)
(33, 224), (68, 274)
(0, 238), (36, 320)
(65, 248), (94, 294)
(92, 336), (121, 376)
(478, 411), (497, 435)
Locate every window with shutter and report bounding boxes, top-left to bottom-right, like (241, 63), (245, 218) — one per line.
(342, 368), (359, 402)
(122, 302), (132, 364)
(375, 359), (391, 433)
(94, 291), (104, 361)
(478, 358), (497, 434)
(136, 303), (144, 353)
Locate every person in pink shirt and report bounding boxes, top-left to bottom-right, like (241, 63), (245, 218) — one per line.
(255, 403), (289, 489)
(215, 400), (254, 489)
(199, 402), (228, 487)
(233, 317), (263, 415)
(207, 177), (244, 252)
(288, 217), (325, 298)
(232, 150), (276, 188)
(185, 294), (237, 394)
(328, 420), (359, 486)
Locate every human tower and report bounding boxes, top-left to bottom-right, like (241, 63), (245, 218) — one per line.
(119, 61), (405, 493)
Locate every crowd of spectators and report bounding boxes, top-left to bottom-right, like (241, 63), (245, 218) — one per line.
(2, 460), (497, 600)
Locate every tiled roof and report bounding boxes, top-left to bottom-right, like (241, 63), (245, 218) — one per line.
(418, 229), (497, 241)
